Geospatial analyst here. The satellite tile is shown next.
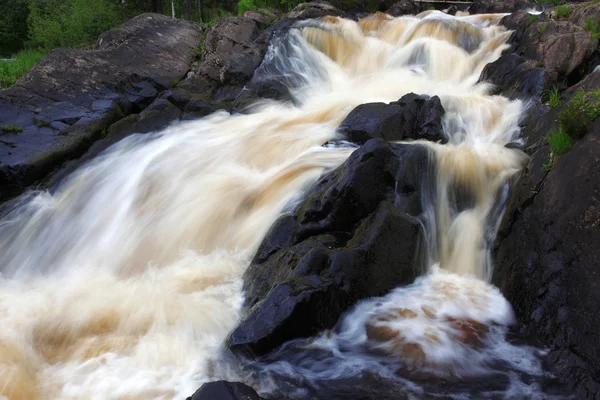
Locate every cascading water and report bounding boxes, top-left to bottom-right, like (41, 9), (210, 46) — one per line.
(0, 9), (565, 400)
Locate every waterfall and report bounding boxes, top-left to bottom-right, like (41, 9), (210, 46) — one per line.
(0, 10), (547, 400)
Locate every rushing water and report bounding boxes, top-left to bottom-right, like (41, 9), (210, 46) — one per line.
(0, 9), (563, 400)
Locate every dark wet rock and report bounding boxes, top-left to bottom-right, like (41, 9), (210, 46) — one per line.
(469, 0), (536, 14)
(108, 98), (181, 136)
(187, 381), (263, 400)
(43, 98), (182, 189)
(494, 119), (600, 399)
(500, 10), (537, 52)
(479, 53), (548, 100)
(338, 93), (446, 145)
(0, 13), (201, 202)
(159, 88), (225, 117)
(228, 139), (432, 356)
(385, 0), (418, 16)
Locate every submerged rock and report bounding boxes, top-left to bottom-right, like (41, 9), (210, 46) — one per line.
(337, 93), (446, 145)
(228, 139), (433, 356)
(494, 119), (600, 399)
(188, 381), (263, 400)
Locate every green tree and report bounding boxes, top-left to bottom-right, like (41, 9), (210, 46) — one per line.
(0, 0), (30, 55)
(27, 0), (123, 50)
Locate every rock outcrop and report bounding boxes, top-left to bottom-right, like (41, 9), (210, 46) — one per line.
(0, 13), (201, 201)
(493, 118), (600, 399)
(228, 139), (432, 356)
(501, 8), (599, 84)
(337, 93), (446, 145)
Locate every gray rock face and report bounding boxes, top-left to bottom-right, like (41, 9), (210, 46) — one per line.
(180, 17), (268, 102)
(502, 8), (598, 82)
(0, 13), (201, 201)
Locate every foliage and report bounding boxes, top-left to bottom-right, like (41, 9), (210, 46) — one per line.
(544, 89), (600, 170)
(558, 89), (600, 139)
(0, 49), (46, 88)
(237, 0), (259, 15)
(555, 5), (570, 17)
(27, 0), (123, 50)
(0, 0), (29, 54)
(548, 127), (573, 156)
(34, 119), (51, 128)
(585, 17), (600, 41)
(1, 124), (24, 133)
(545, 87), (561, 107)
(527, 15), (539, 26)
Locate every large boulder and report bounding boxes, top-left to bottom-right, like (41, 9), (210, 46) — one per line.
(337, 93), (446, 145)
(493, 118), (600, 398)
(478, 53), (548, 100)
(0, 13), (201, 202)
(227, 139), (432, 356)
(187, 381), (263, 400)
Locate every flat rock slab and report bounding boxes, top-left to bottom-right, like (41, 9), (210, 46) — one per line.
(0, 13), (201, 201)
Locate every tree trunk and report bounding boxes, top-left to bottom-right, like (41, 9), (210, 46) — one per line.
(197, 0), (203, 24)
(151, 0), (163, 13)
(171, 0), (176, 18)
(183, 0), (192, 20)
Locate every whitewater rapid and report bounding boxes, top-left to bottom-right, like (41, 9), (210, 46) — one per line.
(0, 9), (548, 400)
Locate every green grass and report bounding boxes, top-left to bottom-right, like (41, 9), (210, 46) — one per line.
(556, 5), (570, 17)
(0, 49), (46, 88)
(1, 124), (23, 133)
(584, 17), (600, 41)
(34, 119), (51, 128)
(546, 87), (562, 107)
(548, 127), (573, 155)
(527, 15), (539, 25)
(544, 89), (600, 170)
(558, 89), (600, 139)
